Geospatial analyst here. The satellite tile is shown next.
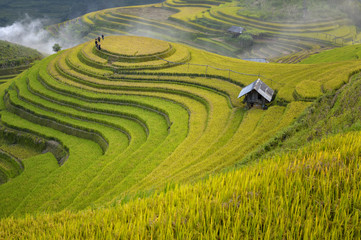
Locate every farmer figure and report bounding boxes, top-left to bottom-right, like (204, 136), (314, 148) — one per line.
(102, 34), (104, 40)
(95, 40), (98, 46)
(98, 36), (101, 42)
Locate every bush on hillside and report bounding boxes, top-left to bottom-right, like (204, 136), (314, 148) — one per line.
(238, 34), (253, 48)
(52, 44), (62, 53)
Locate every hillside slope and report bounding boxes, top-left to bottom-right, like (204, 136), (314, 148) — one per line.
(1, 105), (360, 238)
(2, 45), (361, 237)
(0, 40), (42, 82)
(0, 36), (360, 218)
(0, 41), (44, 180)
(0, 0), (161, 26)
(51, 0), (361, 59)
(299, 44), (361, 64)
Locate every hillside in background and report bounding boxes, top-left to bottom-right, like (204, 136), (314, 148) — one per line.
(0, 41), (44, 186)
(0, 0), (161, 27)
(1, 0), (361, 238)
(49, 0), (361, 61)
(1, 39), (361, 236)
(0, 33), (360, 219)
(0, 40), (42, 82)
(299, 44), (361, 63)
(239, 0), (360, 21)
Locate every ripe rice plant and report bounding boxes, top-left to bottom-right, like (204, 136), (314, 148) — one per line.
(2, 0), (361, 236)
(1, 130), (360, 239)
(101, 36), (171, 57)
(294, 80), (323, 100)
(0, 35), (360, 223)
(50, 0), (360, 61)
(169, 6), (209, 20)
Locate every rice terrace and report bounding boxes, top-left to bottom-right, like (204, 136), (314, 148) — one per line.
(0, 0), (361, 239)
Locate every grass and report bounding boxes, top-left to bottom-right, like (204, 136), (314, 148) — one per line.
(0, 41), (44, 184)
(1, 129), (360, 239)
(170, 7), (209, 21)
(0, 40), (42, 87)
(112, 43), (190, 69)
(0, 40), (42, 66)
(0, 150), (23, 184)
(0, 45), (198, 214)
(0, 33), (361, 238)
(101, 11), (197, 39)
(44, 0), (361, 62)
(300, 44), (361, 64)
(65, 44), (113, 77)
(101, 36), (171, 56)
(294, 80), (323, 100)
(2, 0), (361, 236)
(2, 0), (361, 234)
(54, 0), (361, 61)
(195, 37), (237, 53)
(80, 41), (108, 65)
(211, 5), (346, 37)
(0, 143), (40, 160)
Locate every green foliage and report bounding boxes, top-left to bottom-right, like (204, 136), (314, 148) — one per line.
(0, 40), (42, 68)
(52, 43), (61, 53)
(0, 0), (161, 27)
(0, 40), (42, 86)
(0, 28), (360, 238)
(245, 71), (361, 164)
(0, 0), (361, 235)
(238, 33), (253, 48)
(49, 0), (360, 61)
(300, 44), (361, 64)
(294, 80), (323, 99)
(238, 0), (358, 21)
(1, 129), (360, 239)
(0, 35), (318, 217)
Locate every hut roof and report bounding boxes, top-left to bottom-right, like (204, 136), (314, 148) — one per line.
(238, 78), (274, 102)
(227, 26), (244, 34)
(242, 58), (269, 63)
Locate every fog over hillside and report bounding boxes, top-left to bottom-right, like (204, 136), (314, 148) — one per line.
(0, 0), (163, 53)
(241, 0), (361, 24)
(0, 0), (360, 55)
(0, 16), (82, 54)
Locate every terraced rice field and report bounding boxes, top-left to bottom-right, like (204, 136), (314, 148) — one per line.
(53, 0), (361, 60)
(2, 128), (361, 238)
(0, 35), (360, 217)
(0, 40), (42, 85)
(190, 3), (354, 57)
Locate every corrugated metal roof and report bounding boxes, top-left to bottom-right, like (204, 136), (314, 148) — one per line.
(238, 78), (274, 102)
(228, 26), (244, 34)
(238, 81), (256, 98)
(242, 58), (269, 63)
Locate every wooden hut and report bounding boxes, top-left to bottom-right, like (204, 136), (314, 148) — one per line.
(227, 26), (245, 37)
(238, 78), (274, 109)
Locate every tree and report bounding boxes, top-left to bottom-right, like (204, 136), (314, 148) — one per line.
(52, 43), (61, 52)
(238, 34), (253, 48)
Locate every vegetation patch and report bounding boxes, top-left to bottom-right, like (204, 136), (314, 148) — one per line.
(0, 26), (360, 239)
(300, 44), (361, 64)
(1, 129), (360, 239)
(0, 40), (42, 84)
(101, 35), (171, 57)
(0, 40), (42, 68)
(1, 0), (361, 236)
(294, 80), (323, 100)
